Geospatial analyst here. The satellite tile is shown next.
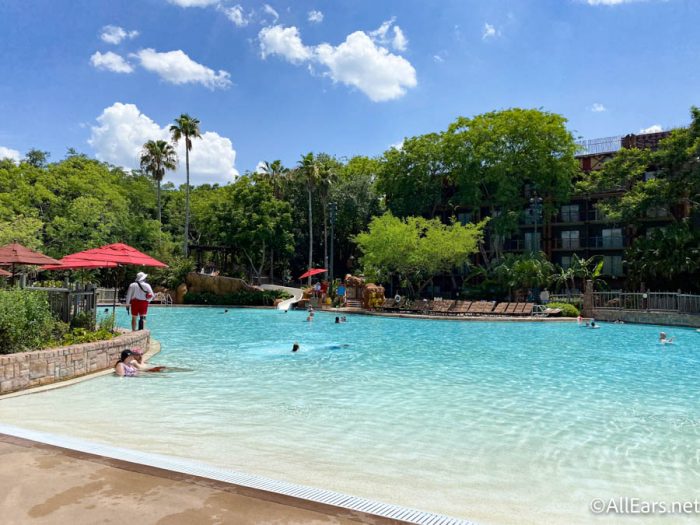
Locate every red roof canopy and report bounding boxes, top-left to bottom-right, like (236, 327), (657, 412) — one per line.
(0, 268), (11, 277)
(0, 243), (60, 266)
(41, 243), (167, 270)
(298, 268), (327, 280)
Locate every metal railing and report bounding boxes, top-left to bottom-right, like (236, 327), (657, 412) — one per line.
(96, 287), (117, 305)
(26, 285), (97, 324)
(589, 236), (625, 249)
(576, 136), (623, 156)
(593, 291), (700, 314)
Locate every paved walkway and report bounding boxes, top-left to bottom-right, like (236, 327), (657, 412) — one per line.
(0, 435), (376, 525)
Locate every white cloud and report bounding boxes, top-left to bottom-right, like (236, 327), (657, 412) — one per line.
(259, 24), (416, 102)
(255, 160), (267, 173)
(0, 146), (21, 163)
(88, 102), (238, 185)
(389, 140), (404, 151)
(90, 51), (134, 73)
(263, 4), (279, 22)
(482, 23), (499, 39)
(167, 0), (219, 7)
(591, 102), (607, 112)
(315, 31), (416, 102)
(134, 48), (231, 89)
(100, 25), (139, 45)
(392, 26), (408, 51)
(308, 10), (324, 24)
(219, 4), (249, 27)
(259, 25), (312, 63)
(639, 124), (663, 133)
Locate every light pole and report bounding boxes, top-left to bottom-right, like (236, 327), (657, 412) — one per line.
(329, 202), (337, 282)
(529, 193), (543, 253)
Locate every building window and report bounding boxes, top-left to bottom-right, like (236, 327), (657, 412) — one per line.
(524, 232), (541, 252)
(457, 212), (472, 225)
(561, 230), (580, 249)
(602, 255), (624, 277)
(560, 256), (572, 270)
(646, 206), (669, 218)
(602, 228), (623, 248)
(560, 204), (580, 222)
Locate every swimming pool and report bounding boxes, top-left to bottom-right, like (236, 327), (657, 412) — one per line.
(1, 308), (699, 524)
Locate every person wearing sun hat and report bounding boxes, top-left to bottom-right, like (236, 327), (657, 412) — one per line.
(125, 271), (154, 331)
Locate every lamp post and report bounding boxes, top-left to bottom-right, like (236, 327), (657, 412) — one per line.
(529, 193), (543, 253)
(329, 202), (337, 283)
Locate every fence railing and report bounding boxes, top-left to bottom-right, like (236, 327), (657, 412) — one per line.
(593, 291), (700, 314)
(96, 287), (118, 305)
(26, 285), (97, 324)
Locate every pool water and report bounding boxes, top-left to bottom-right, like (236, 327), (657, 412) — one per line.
(1, 308), (699, 524)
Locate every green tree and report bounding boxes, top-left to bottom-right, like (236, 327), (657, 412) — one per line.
(140, 139), (178, 224)
(170, 114), (202, 257)
(377, 133), (450, 218)
(258, 159), (289, 199)
(213, 176), (293, 282)
(23, 149), (50, 168)
(354, 213), (486, 296)
(493, 253), (555, 300)
(445, 108), (579, 261)
(296, 153), (321, 283)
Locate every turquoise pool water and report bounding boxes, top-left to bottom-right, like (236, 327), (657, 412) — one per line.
(1, 308), (699, 524)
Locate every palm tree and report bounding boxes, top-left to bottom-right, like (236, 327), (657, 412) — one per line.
(297, 153), (321, 285)
(140, 140), (177, 225)
(316, 156), (336, 273)
(259, 160), (289, 280)
(170, 114), (202, 257)
(259, 159), (288, 199)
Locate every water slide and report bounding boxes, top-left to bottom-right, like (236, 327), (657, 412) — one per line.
(260, 284), (304, 311)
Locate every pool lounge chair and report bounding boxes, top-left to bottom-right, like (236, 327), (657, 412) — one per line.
(450, 300), (472, 316)
(467, 301), (495, 316)
(430, 299), (455, 315)
(514, 303), (534, 316)
(504, 303), (518, 314)
(413, 299), (434, 314)
(491, 302), (509, 315)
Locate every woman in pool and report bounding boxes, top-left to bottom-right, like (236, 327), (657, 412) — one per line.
(115, 350), (138, 377)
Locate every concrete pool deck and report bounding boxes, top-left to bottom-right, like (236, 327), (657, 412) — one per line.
(0, 433), (404, 525)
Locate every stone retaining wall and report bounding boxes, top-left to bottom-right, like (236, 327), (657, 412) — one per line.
(592, 309), (700, 328)
(0, 330), (150, 395)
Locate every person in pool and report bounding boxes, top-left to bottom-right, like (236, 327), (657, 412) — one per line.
(292, 343), (300, 352)
(115, 350), (139, 377)
(659, 332), (674, 344)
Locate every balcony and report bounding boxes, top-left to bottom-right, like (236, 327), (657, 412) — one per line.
(552, 238), (581, 250)
(589, 236), (625, 249)
(552, 209), (609, 224)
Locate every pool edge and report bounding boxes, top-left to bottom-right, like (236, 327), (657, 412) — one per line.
(0, 425), (477, 525)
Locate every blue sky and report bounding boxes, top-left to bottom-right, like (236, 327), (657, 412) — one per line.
(1, 0), (698, 185)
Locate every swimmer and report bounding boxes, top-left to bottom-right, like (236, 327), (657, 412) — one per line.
(115, 350), (138, 377)
(341, 316), (347, 323)
(306, 314), (313, 322)
(292, 343), (300, 352)
(220, 309), (229, 314)
(577, 314), (583, 326)
(659, 332), (674, 344)
(589, 321), (599, 329)
(335, 316), (340, 323)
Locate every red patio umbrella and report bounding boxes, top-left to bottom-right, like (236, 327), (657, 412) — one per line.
(298, 268), (327, 280)
(0, 268), (11, 278)
(40, 243), (167, 320)
(0, 243), (60, 281)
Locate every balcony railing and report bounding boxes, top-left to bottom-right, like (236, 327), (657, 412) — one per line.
(552, 238), (581, 249)
(553, 209), (609, 223)
(589, 236), (625, 249)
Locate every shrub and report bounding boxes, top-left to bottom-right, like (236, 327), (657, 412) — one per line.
(70, 311), (96, 330)
(150, 257), (196, 290)
(184, 289), (291, 306)
(547, 301), (580, 317)
(59, 328), (114, 346)
(0, 290), (64, 353)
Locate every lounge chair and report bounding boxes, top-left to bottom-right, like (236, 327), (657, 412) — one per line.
(504, 303), (518, 314)
(492, 302), (509, 315)
(430, 299), (455, 315)
(467, 301), (495, 315)
(451, 301), (472, 315)
(413, 299), (433, 314)
(515, 303), (534, 316)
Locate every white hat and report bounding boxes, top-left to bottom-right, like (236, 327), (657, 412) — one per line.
(136, 272), (148, 282)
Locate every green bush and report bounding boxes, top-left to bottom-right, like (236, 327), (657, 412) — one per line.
(0, 290), (64, 353)
(547, 301), (580, 317)
(59, 328), (114, 346)
(150, 257), (196, 290)
(70, 311), (95, 330)
(184, 289), (291, 306)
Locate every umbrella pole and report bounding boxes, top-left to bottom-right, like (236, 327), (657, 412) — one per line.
(112, 268), (118, 331)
